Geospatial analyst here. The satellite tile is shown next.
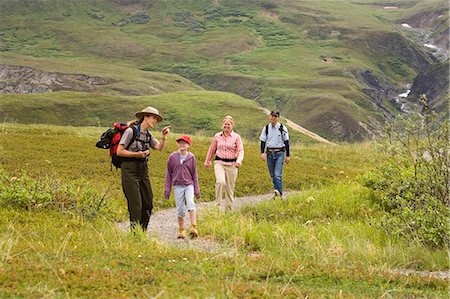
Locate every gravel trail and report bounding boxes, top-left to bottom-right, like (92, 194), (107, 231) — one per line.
(118, 191), (297, 252)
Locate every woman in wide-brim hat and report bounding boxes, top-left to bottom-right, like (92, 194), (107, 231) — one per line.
(134, 106), (164, 123)
(117, 106), (171, 232)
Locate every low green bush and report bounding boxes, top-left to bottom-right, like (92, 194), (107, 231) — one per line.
(0, 168), (124, 220)
(363, 95), (449, 247)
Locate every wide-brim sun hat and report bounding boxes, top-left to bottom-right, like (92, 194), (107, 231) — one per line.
(176, 134), (191, 145)
(135, 106), (163, 122)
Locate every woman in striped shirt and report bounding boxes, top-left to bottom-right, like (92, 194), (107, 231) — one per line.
(204, 116), (244, 211)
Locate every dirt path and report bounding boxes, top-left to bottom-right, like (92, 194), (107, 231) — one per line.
(118, 191), (298, 252)
(258, 107), (337, 145)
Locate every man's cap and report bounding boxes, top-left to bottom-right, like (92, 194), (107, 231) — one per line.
(176, 134), (191, 145)
(270, 111), (280, 117)
(135, 106), (163, 122)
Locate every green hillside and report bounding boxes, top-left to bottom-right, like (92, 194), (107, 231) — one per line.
(0, 89), (316, 143)
(0, 0), (446, 141)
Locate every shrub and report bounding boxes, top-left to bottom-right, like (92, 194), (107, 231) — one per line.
(0, 168), (123, 220)
(363, 95), (449, 247)
(173, 11), (205, 32)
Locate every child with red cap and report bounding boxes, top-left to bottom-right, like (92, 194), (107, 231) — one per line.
(164, 135), (200, 239)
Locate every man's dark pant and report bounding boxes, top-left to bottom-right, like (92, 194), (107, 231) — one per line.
(121, 160), (153, 231)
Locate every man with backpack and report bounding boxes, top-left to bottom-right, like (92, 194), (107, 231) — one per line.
(259, 111), (290, 199)
(116, 106), (171, 232)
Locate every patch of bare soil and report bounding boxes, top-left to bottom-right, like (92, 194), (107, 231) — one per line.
(388, 269), (449, 281)
(0, 64), (114, 94)
(260, 10), (279, 21)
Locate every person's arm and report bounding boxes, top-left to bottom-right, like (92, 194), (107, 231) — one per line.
(284, 140), (290, 164)
(284, 140), (290, 157)
(283, 126), (290, 163)
(260, 141), (267, 161)
(191, 157), (201, 198)
(235, 135), (244, 167)
(164, 156), (173, 199)
(117, 128), (148, 158)
(117, 144), (149, 158)
(154, 126), (171, 151)
(204, 135), (217, 168)
(259, 126), (267, 161)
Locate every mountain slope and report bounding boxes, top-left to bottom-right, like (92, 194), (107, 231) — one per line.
(407, 60), (449, 114)
(0, 0), (447, 141)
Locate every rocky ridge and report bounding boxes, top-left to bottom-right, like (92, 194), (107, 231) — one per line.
(0, 64), (114, 94)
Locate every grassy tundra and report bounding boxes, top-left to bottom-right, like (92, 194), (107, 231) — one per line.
(0, 124), (447, 298)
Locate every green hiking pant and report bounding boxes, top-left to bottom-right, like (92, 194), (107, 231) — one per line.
(121, 160), (153, 231)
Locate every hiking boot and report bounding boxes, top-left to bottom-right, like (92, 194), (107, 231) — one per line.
(177, 227), (186, 239)
(189, 224), (198, 239)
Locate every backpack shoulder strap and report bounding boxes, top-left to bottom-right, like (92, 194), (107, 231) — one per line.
(279, 123), (288, 141)
(265, 124), (269, 136)
(125, 125), (139, 150)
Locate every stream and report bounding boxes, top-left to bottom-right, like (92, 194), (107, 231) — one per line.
(394, 83), (415, 113)
(393, 20), (447, 114)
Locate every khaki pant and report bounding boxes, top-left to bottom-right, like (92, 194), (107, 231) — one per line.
(214, 161), (238, 211)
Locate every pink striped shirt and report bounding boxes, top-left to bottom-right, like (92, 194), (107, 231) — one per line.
(205, 131), (244, 165)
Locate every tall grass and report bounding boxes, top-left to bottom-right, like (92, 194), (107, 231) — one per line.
(202, 184), (447, 270)
(0, 124), (447, 297)
(0, 187), (447, 297)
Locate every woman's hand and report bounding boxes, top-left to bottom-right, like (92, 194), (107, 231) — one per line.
(162, 125), (171, 137)
(139, 150), (149, 158)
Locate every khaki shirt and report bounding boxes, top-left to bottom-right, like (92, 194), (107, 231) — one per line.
(119, 127), (158, 151)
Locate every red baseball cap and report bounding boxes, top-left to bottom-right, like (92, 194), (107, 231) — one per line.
(176, 135), (191, 145)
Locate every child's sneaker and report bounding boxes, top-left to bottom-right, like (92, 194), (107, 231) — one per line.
(189, 224), (198, 239)
(177, 227), (186, 239)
